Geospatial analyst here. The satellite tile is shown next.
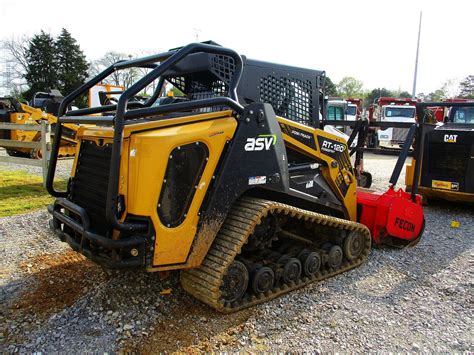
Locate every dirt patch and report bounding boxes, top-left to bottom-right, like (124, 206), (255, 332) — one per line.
(14, 251), (106, 315)
(3, 251), (107, 345)
(138, 295), (253, 353)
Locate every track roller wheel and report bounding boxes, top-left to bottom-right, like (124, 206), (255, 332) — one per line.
(220, 260), (249, 303)
(343, 230), (365, 261)
(328, 245), (343, 269)
(246, 214), (278, 251)
(251, 266), (275, 294)
(298, 250), (321, 277)
(281, 257), (302, 283)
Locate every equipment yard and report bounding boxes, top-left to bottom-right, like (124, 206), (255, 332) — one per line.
(1, 152), (472, 353)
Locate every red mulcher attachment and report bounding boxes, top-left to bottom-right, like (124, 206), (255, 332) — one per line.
(357, 187), (425, 247)
(337, 115), (427, 247)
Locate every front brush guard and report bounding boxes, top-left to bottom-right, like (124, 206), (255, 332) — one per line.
(48, 198), (145, 268)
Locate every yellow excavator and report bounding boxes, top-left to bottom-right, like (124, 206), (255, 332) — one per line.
(46, 43), (425, 312)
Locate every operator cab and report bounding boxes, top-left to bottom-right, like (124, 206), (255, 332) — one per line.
(447, 106), (474, 125)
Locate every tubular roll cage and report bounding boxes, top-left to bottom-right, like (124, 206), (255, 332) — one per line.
(46, 43), (245, 233)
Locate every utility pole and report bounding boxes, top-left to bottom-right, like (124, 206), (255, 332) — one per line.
(412, 11), (422, 99)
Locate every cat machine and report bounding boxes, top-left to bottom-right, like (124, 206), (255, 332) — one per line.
(406, 101), (474, 204)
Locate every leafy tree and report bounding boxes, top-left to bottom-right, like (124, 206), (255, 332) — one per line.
(417, 92), (427, 101)
(428, 89), (446, 101)
(399, 91), (412, 98)
(23, 31), (58, 99)
(458, 75), (474, 98)
(364, 88), (394, 107)
(55, 28), (89, 96)
(336, 77), (364, 99)
(5, 30), (89, 102)
(323, 76), (338, 96)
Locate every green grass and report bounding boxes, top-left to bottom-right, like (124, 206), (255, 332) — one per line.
(0, 169), (67, 217)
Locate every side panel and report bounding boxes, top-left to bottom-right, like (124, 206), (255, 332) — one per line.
(127, 117), (237, 266)
(184, 103), (289, 269)
(277, 117), (357, 220)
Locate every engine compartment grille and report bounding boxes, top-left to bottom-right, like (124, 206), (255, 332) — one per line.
(70, 140), (112, 235)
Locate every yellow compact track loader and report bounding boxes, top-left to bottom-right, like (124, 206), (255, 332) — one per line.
(46, 43), (424, 312)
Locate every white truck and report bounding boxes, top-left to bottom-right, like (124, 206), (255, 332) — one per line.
(370, 97), (418, 148)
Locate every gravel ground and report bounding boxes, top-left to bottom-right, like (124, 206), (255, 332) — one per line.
(363, 152), (409, 192)
(1, 153), (473, 352)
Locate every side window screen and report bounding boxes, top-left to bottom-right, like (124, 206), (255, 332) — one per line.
(158, 142), (208, 227)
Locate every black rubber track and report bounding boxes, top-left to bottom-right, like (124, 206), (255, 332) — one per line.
(180, 197), (371, 312)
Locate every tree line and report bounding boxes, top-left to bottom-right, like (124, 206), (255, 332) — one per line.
(2, 29), (89, 102)
(325, 75), (473, 107)
(1, 30), (158, 105)
(1, 30), (473, 107)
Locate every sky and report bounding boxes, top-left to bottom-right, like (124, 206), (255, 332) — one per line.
(0, 0), (473, 95)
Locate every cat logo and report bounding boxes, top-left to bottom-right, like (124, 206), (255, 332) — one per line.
(244, 134), (276, 151)
(444, 134), (458, 143)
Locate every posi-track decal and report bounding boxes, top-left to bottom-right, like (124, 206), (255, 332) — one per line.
(279, 123), (317, 150)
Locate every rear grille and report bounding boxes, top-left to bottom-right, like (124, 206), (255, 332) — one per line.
(70, 140), (112, 235)
(428, 142), (469, 176)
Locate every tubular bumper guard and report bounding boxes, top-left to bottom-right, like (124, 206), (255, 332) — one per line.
(48, 198), (146, 269)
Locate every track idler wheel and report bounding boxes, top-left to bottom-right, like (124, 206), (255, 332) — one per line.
(298, 249), (321, 277)
(220, 261), (249, 303)
(246, 214), (279, 251)
(279, 255), (302, 284)
(328, 245), (343, 269)
(343, 231), (365, 261)
(251, 266), (275, 294)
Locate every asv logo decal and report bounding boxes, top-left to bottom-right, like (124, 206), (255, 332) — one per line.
(244, 135), (276, 151)
(444, 134), (458, 143)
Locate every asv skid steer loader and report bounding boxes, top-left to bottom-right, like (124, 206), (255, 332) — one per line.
(46, 43), (425, 312)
